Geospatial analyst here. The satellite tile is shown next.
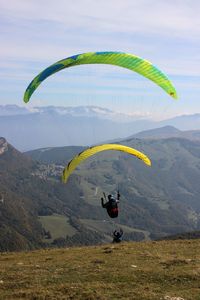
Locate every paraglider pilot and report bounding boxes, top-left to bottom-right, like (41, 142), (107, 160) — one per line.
(101, 191), (120, 218)
(113, 228), (123, 243)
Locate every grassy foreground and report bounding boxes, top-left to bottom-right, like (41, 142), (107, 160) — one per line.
(0, 240), (200, 300)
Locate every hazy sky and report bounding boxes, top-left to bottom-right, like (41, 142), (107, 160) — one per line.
(1, 0), (200, 120)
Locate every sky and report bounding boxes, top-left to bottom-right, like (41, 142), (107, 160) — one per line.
(1, 0), (200, 120)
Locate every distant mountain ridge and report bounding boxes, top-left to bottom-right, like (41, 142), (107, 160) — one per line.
(0, 105), (30, 116)
(0, 106), (154, 151)
(0, 104), (142, 121)
(131, 126), (200, 141)
(1, 105), (200, 150)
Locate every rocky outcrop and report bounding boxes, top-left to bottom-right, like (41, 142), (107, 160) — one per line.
(0, 138), (8, 155)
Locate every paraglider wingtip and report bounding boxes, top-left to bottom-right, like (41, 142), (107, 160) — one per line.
(170, 91), (178, 100)
(23, 95), (29, 103)
(61, 175), (66, 184)
(145, 158), (152, 167)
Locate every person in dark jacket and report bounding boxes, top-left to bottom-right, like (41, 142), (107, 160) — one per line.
(101, 191), (120, 218)
(113, 228), (123, 243)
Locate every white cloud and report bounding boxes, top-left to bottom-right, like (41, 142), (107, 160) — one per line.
(2, 0), (200, 36)
(0, 1), (199, 77)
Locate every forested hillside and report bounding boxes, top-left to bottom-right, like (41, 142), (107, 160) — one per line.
(1, 132), (200, 251)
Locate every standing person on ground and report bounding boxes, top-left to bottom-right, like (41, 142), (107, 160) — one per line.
(113, 228), (123, 243)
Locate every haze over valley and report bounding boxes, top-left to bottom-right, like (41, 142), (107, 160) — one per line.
(1, 105), (200, 151)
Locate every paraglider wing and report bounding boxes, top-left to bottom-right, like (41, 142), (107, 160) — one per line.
(23, 51), (178, 103)
(62, 143), (151, 183)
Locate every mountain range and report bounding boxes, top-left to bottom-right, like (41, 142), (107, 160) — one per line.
(1, 105), (200, 150)
(1, 124), (200, 251)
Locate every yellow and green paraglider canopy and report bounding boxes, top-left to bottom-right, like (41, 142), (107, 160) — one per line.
(62, 143), (151, 183)
(24, 51), (178, 103)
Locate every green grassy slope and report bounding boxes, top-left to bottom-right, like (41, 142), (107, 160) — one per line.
(0, 239), (200, 300)
(39, 214), (77, 242)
